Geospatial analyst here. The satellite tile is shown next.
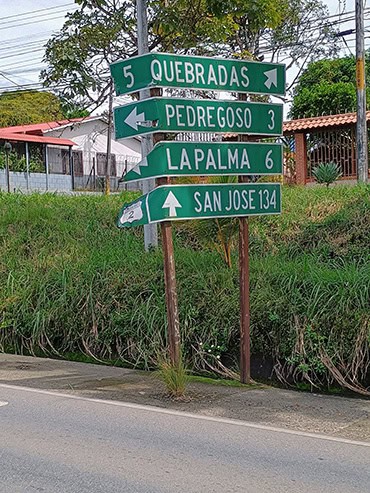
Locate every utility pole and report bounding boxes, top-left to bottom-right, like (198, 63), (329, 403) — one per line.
(356, 0), (368, 183)
(137, 0), (158, 249)
(4, 141), (11, 193)
(105, 83), (114, 195)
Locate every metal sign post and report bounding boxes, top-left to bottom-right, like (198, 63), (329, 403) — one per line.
(137, 0), (158, 250)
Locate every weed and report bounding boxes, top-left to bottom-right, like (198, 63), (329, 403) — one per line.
(157, 357), (188, 398)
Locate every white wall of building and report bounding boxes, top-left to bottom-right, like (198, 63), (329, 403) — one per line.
(45, 118), (141, 177)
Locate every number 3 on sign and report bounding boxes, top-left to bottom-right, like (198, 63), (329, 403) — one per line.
(259, 189), (277, 210)
(123, 65), (134, 88)
(267, 109), (275, 130)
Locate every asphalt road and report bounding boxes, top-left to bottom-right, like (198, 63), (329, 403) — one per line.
(0, 384), (369, 493)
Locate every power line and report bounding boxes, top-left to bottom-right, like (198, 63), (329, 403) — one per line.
(0, 32), (53, 48)
(0, 14), (75, 32)
(0, 3), (76, 22)
(0, 48), (45, 61)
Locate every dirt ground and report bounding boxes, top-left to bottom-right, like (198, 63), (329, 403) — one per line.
(0, 353), (369, 442)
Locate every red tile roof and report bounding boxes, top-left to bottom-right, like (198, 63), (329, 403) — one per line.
(0, 132), (75, 147)
(0, 118), (86, 136)
(284, 111), (370, 133)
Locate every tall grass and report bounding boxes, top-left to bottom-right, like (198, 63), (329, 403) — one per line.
(0, 185), (369, 392)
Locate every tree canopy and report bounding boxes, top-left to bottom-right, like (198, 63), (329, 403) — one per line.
(41, 0), (161, 110)
(0, 91), (64, 127)
(0, 90), (90, 128)
(290, 53), (370, 119)
(156, 0), (339, 92)
(41, 0), (339, 109)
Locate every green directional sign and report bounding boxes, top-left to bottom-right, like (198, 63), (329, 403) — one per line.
(117, 183), (281, 227)
(114, 97), (283, 139)
(110, 53), (286, 96)
(125, 142), (283, 182)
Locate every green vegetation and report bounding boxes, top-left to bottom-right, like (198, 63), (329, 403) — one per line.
(0, 186), (369, 394)
(0, 91), (64, 127)
(290, 52), (370, 118)
(188, 375), (263, 389)
(157, 357), (188, 398)
(312, 162), (342, 187)
(42, 0), (336, 113)
(0, 148), (44, 173)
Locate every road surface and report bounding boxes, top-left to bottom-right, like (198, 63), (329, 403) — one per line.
(0, 384), (369, 492)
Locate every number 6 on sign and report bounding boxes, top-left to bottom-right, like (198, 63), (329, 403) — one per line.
(265, 150), (274, 169)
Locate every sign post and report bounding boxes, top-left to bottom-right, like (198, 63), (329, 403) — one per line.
(112, 51), (285, 382)
(161, 208), (181, 366)
(136, 0), (158, 250)
(155, 130), (181, 367)
(238, 93), (250, 384)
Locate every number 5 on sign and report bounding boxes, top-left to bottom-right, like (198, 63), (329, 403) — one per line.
(123, 65), (134, 89)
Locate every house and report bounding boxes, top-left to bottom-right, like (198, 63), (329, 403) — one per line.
(284, 111), (370, 184)
(0, 116), (141, 192)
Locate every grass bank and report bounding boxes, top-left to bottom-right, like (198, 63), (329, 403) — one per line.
(0, 185), (369, 393)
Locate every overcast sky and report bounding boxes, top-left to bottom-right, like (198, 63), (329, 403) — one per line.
(0, 0), (367, 115)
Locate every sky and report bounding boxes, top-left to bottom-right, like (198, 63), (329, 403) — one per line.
(0, 0), (368, 115)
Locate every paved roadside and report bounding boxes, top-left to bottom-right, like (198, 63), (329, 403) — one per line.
(0, 353), (369, 442)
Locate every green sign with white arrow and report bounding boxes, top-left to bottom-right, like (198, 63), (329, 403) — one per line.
(117, 183), (281, 227)
(110, 53), (286, 96)
(114, 97), (283, 139)
(124, 142), (283, 182)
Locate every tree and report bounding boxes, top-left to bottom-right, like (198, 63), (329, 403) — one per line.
(0, 90), (64, 127)
(290, 53), (370, 119)
(156, 0), (339, 96)
(41, 0), (340, 194)
(41, 0), (162, 194)
(42, 0), (339, 105)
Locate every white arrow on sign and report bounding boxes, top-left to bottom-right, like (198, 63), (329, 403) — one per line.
(130, 157), (148, 176)
(124, 107), (146, 130)
(264, 69), (277, 89)
(162, 191), (182, 217)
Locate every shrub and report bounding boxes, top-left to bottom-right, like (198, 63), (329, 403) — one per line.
(312, 162), (342, 187)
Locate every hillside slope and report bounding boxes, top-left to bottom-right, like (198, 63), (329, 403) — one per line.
(0, 185), (369, 393)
